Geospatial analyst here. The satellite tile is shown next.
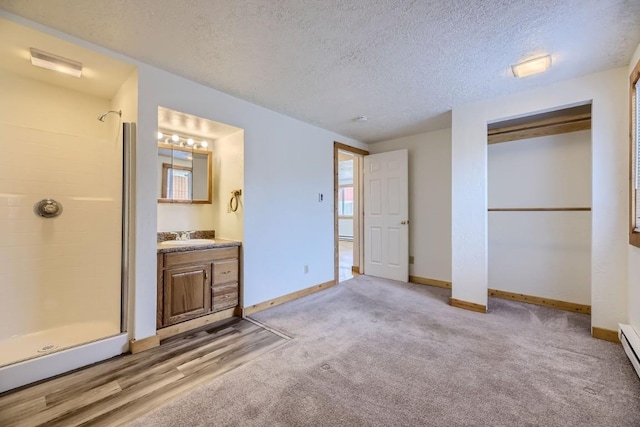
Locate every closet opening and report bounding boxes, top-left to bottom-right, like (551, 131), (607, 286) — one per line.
(487, 104), (593, 327)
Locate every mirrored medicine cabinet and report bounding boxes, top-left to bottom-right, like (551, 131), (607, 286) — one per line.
(157, 143), (212, 204)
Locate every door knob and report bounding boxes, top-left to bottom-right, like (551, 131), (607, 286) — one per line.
(401, 220), (409, 225)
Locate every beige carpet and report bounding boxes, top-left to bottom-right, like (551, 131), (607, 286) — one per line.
(128, 275), (640, 426)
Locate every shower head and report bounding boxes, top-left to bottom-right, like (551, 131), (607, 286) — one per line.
(97, 110), (122, 122)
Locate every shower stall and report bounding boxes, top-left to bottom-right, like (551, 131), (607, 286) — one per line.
(0, 69), (132, 369)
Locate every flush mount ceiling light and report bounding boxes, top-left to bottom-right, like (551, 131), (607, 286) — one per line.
(511, 55), (552, 78)
(30, 48), (83, 78)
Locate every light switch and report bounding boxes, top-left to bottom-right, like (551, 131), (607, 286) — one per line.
(319, 193), (323, 202)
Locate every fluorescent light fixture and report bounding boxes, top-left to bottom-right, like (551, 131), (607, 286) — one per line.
(511, 55), (551, 78)
(30, 48), (83, 78)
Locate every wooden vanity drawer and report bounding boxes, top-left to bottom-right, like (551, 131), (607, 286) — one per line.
(213, 259), (239, 284)
(213, 283), (238, 310)
(164, 246), (239, 268)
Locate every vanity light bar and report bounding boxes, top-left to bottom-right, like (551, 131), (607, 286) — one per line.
(158, 130), (209, 149)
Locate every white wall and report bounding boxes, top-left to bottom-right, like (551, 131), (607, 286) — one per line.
(211, 130), (244, 241)
(452, 67), (628, 330)
(629, 42), (640, 333)
(488, 131), (592, 304)
(0, 69), (121, 340)
(369, 128), (452, 282)
(135, 69), (364, 337)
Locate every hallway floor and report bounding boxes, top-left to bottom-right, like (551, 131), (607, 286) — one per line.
(338, 240), (353, 282)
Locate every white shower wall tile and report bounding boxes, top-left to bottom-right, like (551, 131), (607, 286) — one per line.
(0, 70), (122, 344)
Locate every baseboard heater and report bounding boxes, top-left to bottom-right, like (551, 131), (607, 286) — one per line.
(619, 324), (640, 379)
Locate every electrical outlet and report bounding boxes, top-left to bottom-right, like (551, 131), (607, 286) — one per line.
(318, 193), (323, 202)
(409, 256), (414, 264)
(304, 265), (309, 274)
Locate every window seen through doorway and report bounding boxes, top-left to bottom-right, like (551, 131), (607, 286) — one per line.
(338, 158), (354, 217)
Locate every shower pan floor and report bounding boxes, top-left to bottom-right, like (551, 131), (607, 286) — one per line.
(0, 321), (119, 367)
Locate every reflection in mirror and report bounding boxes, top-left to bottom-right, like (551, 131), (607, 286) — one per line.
(157, 144), (212, 204)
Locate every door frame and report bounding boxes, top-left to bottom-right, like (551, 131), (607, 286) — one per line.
(334, 142), (369, 283)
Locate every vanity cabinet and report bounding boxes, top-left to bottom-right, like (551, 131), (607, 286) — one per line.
(162, 264), (211, 326)
(157, 246), (240, 329)
(212, 259), (239, 310)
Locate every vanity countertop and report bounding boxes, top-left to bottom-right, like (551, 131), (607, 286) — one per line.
(157, 238), (241, 254)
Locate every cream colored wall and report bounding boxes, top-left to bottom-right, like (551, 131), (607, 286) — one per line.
(0, 69), (122, 340)
(156, 129), (243, 238)
(369, 128), (452, 282)
(211, 130), (244, 241)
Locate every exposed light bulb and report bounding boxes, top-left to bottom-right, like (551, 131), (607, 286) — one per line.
(157, 131), (163, 140)
(187, 138), (194, 146)
(171, 134), (179, 142)
(200, 141), (208, 148)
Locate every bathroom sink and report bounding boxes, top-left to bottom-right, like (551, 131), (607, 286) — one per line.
(160, 239), (216, 246)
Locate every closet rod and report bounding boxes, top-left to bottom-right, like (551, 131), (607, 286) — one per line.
(488, 207), (591, 212)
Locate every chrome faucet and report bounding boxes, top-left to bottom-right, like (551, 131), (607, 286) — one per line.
(170, 231), (195, 241)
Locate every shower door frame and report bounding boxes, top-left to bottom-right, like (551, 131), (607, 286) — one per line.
(121, 122), (135, 334)
(0, 122), (135, 393)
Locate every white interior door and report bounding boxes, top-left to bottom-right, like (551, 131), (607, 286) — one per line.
(364, 149), (409, 281)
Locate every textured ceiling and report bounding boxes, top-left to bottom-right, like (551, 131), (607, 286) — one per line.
(1, 1), (639, 143)
(0, 18), (134, 99)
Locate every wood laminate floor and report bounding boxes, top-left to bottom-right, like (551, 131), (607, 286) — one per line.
(0, 318), (288, 427)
